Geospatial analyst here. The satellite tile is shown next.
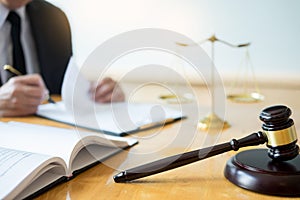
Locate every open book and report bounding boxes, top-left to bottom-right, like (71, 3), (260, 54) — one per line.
(0, 121), (137, 200)
(37, 57), (185, 136)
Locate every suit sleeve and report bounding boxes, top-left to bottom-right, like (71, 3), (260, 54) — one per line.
(27, 0), (72, 94)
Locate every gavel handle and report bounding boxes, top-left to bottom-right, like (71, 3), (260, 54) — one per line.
(114, 132), (267, 183)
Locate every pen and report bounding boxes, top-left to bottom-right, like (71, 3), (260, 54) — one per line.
(159, 94), (177, 100)
(3, 65), (56, 104)
(138, 118), (176, 130)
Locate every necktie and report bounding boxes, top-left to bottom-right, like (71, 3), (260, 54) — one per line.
(6, 11), (26, 75)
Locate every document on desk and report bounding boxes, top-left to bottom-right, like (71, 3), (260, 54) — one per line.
(37, 101), (183, 136)
(37, 57), (184, 136)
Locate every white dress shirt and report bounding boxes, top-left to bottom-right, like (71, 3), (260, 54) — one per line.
(0, 4), (39, 84)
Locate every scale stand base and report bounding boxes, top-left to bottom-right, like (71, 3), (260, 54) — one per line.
(224, 149), (300, 197)
(198, 113), (230, 131)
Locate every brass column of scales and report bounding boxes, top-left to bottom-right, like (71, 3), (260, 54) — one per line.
(176, 35), (264, 131)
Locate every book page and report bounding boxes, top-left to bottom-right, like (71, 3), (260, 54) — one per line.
(0, 122), (137, 174)
(0, 122), (81, 169)
(0, 147), (65, 200)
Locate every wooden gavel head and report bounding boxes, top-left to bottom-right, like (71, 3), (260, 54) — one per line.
(260, 105), (299, 161)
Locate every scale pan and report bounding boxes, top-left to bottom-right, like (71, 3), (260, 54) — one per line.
(227, 92), (264, 103)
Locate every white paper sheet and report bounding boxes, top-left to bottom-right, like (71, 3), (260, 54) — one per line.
(37, 57), (184, 136)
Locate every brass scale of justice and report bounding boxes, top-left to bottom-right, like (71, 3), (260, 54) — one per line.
(113, 36), (300, 197)
(161, 34), (264, 131)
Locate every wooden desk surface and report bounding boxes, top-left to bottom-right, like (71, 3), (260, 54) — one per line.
(2, 84), (300, 200)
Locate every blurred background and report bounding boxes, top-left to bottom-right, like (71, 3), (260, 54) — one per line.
(47, 0), (300, 87)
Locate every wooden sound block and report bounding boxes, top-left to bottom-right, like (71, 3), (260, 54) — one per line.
(224, 149), (300, 197)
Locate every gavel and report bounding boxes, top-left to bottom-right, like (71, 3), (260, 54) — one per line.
(114, 105), (299, 183)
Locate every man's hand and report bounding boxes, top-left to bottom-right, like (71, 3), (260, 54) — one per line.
(0, 74), (48, 117)
(89, 77), (125, 103)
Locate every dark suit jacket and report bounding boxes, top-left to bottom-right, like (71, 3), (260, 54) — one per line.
(0, 0), (72, 94)
(26, 0), (72, 94)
